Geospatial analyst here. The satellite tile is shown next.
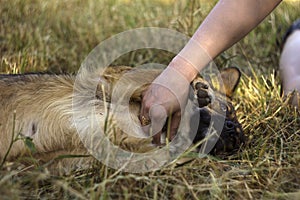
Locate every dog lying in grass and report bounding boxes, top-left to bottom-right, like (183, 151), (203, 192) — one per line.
(0, 66), (244, 171)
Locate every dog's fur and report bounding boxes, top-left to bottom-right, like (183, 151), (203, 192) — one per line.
(0, 66), (243, 171)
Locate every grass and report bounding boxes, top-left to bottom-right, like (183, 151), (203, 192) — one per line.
(0, 0), (300, 199)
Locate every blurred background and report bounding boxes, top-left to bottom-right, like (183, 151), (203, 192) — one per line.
(0, 0), (299, 74)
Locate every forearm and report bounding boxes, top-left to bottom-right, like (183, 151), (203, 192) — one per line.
(171, 0), (282, 81)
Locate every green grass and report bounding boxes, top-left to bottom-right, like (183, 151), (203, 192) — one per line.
(1, 0), (300, 199)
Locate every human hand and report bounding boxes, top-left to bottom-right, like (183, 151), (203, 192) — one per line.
(140, 66), (191, 145)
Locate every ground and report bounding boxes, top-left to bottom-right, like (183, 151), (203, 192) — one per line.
(0, 0), (299, 199)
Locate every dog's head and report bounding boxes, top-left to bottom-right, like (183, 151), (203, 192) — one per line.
(192, 67), (245, 155)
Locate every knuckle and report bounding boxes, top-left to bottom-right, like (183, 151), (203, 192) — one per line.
(173, 111), (181, 118)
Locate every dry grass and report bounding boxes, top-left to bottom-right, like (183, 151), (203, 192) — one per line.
(0, 0), (300, 199)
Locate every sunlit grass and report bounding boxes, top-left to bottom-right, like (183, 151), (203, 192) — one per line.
(0, 0), (299, 199)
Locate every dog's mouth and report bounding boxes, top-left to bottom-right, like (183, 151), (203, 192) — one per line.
(192, 107), (245, 155)
(147, 105), (244, 155)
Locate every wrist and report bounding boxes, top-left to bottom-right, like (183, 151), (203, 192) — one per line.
(168, 56), (198, 82)
(169, 37), (213, 82)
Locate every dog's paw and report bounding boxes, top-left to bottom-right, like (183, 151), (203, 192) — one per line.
(193, 79), (212, 107)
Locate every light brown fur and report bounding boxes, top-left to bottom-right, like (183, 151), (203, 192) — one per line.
(0, 66), (242, 172)
(0, 67), (162, 171)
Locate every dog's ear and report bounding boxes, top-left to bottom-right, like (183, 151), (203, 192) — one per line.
(220, 67), (241, 97)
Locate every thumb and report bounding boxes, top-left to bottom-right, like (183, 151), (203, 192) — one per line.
(149, 104), (167, 137)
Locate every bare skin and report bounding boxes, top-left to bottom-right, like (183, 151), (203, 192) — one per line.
(280, 30), (300, 107)
(140, 0), (282, 144)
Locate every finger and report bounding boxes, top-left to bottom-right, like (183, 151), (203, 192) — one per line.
(149, 104), (167, 136)
(140, 98), (150, 123)
(152, 130), (162, 145)
(168, 111), (181, 141)
(140, 90), (152, 129)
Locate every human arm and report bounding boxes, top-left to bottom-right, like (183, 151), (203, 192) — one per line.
(173, 0), (283, 81)
(141, 0), (282, 144)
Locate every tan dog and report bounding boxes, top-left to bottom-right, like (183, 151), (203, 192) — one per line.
(0, 66), (243, 171)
